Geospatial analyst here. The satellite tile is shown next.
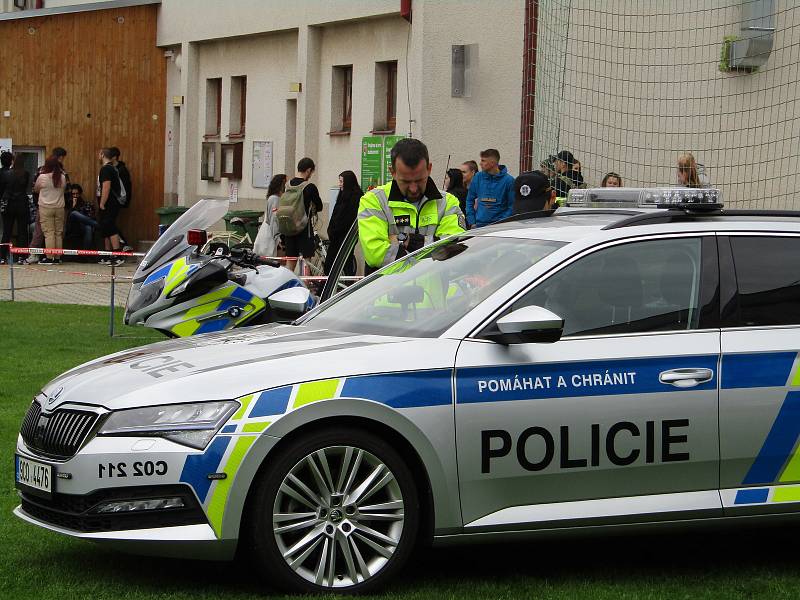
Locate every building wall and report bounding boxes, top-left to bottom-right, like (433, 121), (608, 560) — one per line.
(156, 0), (399, 45)
(418, 0), (525, 174)
(163, 0), (526, 224)
(0, 3), (166, 244)
(193, 32), (299, 209)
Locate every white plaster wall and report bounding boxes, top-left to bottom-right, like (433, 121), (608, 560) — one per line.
(418, 0), (525, 178)
(157, 0), (399, 45)
(314, 17), (411, 195)
(192, 31), (298, 212)
(163, 47), (181, 204)
(164, 1), (527, 221)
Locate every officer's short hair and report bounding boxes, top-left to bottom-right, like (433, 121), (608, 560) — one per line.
(297, 157), (315, 173)
(480, 148), (500, 161)
(391, 138), (429, 169)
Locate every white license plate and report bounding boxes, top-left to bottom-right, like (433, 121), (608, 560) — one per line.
(15, 454), (53, 498)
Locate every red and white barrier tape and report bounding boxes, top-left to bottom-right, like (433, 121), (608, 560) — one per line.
(6, 246), (144, 257)
(4, 265), (134, 279)
(300, 276), (364, 282)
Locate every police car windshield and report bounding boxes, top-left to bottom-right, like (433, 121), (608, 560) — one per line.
(306, 236), (565, 337)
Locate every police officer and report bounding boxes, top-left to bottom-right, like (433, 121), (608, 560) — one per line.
(358, 138), (465, 273)
(512, 170), (557, 216)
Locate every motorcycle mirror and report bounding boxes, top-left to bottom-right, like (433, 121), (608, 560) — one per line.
(268, 287), (313, 315)
(187, 229), (208, 248)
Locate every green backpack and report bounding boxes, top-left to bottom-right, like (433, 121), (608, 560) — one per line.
(276, 181), (310, 236)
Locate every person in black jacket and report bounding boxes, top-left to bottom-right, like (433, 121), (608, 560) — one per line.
(553, 150), (586, 198)
(0, 152), (31, 263)
(445, 168), (468, 217)
(324, 170), (362, 276)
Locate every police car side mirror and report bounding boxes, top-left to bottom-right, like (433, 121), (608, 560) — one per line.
(482, 305), (564, 345)
(268, 287), (313, 315)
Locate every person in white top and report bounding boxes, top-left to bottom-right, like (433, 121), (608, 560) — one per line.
(33, 157), (67, 264)
(253, 174), (287, 257)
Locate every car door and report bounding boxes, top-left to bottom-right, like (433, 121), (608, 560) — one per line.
(455, 234), (722, 531)
(719, 234), (800, 513)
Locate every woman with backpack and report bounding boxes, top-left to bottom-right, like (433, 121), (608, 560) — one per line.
(324, 170), (362, 276)
(253, 174), (287, 257)
(33, 157), (66, 264)
(278, 157), (323, 273)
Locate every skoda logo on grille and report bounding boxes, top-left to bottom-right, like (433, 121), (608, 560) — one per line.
(34, 413), (51, 446)
(47, 387), (64, 405)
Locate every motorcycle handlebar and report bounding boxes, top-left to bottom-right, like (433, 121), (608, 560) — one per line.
(250, 254), (282, 268)
(228, 247), (282, 268)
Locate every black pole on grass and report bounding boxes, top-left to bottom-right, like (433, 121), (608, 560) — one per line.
(8, 246), (15, 302)
(109, 262), (116, 337)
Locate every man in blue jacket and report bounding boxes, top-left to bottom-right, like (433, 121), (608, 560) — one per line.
(465, 148), (515, 228)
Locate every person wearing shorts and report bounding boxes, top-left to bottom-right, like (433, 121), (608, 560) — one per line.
(97, 148), (124, 266)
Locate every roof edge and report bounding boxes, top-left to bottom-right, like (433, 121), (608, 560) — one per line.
(0, 0), (160, 22)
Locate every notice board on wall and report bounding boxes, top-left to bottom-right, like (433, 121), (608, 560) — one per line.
(361, 136), (383, 190)
(252, 141), (273, 189)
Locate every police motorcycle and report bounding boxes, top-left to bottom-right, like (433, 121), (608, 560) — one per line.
(125, 198), (315, 337)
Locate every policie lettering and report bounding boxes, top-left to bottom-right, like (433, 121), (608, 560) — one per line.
(129, 355), (196, 379)
(480, 419), (689, 474)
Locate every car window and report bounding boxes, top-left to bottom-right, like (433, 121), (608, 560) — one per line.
(730, 236), (800, 327)
(305, 236), (565, 337)
(511, 237), (703, 336)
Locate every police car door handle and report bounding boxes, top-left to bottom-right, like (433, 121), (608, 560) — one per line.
(659, 368), (714, 388)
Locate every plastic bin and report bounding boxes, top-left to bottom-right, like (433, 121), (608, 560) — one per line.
(155, 205), (190, 227)
(223, 209), (264, 241)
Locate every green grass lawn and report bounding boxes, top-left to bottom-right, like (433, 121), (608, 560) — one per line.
(2, 302), (800, 599)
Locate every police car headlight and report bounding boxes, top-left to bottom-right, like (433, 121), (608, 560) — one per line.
(98, 401), (239, 449)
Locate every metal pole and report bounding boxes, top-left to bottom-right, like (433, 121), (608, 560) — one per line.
(9, 245), (15, 302)
(109, 262), (116, 337)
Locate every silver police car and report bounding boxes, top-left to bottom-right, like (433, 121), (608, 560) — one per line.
(15, 188), (800, 593)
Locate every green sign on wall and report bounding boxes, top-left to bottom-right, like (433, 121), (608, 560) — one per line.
(383, 135), (406, 184)
(360, 136), (383, 190)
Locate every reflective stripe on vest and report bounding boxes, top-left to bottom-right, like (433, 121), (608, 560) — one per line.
(370, 186), (399, 236)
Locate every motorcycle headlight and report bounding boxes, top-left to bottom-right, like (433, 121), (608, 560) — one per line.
(98, 401), (239, 449)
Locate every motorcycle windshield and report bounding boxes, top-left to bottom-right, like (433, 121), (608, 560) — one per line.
(134, 198), (230, 281)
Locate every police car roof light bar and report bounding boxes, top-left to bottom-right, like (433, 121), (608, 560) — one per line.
(567, 187), (724, 211)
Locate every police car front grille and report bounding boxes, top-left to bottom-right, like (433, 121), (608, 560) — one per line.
(19, 485), (207, 533)
(19, 402), (99, 459)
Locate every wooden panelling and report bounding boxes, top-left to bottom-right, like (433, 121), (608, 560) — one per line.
(0, 4), (165, 245)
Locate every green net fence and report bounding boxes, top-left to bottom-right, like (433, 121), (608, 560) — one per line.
(526, 0), (800, 207)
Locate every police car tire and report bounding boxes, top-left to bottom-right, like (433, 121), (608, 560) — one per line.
(248, 427), (420, 594)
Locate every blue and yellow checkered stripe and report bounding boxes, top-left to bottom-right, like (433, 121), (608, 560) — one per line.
(179, 370), (452, 535)
(726, 352), (800, 505)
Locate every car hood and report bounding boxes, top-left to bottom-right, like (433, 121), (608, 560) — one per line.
(40, 324), (453, 411)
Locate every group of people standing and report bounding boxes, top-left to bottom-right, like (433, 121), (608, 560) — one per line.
(439, 148), (583, 230)
(254, 157), (363, 276)
(254, 141), (713, 278)
(0, 146), (131, 265)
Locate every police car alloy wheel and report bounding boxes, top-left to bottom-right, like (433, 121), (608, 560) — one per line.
(247, 428), (419, 593)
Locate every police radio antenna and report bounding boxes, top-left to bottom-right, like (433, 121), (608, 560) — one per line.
(443, 154), (451, 190)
